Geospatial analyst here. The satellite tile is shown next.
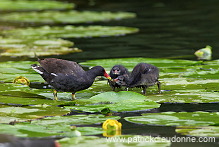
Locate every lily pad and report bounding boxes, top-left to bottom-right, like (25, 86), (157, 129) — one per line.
(125, 112), (219, 126)
(147, 78), (219, 103)
(0, 104), (69, 123)
(0, 0), (74, 11)
(31, 114), (120, 126)
(58, 135), (171, 147)
(0, 37), (81, 57)
(0, 91), (66, 106)
(65, 91), (160, 112)
(0, 61), (43, 82)
(2, 25), (139, 39)
(0, 123), (60, 137)
(176, 126), (219, 137)
(80, 58), (219, 103)
(0, 114), (119, 137)
(0, 10), (136, 24)
(0, 85), (70, 123)
(0, 123), (103, 137)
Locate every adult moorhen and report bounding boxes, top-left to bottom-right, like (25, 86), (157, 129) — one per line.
(108, 65), (129, 91)
(31, 58), (112, 100)
(115, 63), (161, 94)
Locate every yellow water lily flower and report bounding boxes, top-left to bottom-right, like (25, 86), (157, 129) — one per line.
(102, 119), (122, 130)
(13, 76), (30, 86)
(102, 119), (122, 137)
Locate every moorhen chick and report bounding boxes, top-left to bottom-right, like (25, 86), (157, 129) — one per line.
(115, 63), (161, 94)
(108, 65), (129, 91)
(31, 58), (112, 100)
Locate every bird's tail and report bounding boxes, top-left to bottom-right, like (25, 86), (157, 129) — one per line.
(33, 52), (42, 62)
(31, 64), (56, 82)
(31, 64), (45, 75)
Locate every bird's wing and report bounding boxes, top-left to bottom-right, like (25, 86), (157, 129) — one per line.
(38, 58), (85, 76)
(129, 63), (159, 86)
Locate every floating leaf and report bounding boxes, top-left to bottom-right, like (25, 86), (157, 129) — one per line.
(0, 10), (136, 24)
(0, 105), (69, 123)
(0, 0), (74, 11)
(31, 114), (120, 126)
(0, 91), (66, 106)
(0, 114), (119, 137)
(0, 123), (59, 137)
(125, 112), (219, 126)
(0, 61), (43, 82)
(0, 123), (103, 137)
(0, 82), (86, 105)
(65, 91), (160, 112)
(2, 25), (139, 39)
(0, 37), (81, 57)
(176, 126), (219, 137)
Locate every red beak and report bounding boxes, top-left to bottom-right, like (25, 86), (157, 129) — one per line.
(104, 71), (112, 81)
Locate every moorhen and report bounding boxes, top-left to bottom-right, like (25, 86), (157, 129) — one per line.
(31, 58), (112, 100)
(108, 65), (129, 91)
(115, 63), (161, 94)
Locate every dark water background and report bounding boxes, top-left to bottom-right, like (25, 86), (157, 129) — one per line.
(2, 0), (219, 62)
(61, 0), (219, 62)
(1, 0), (219, 146)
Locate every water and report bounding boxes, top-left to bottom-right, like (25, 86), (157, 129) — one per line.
(59, 0), (219, 62)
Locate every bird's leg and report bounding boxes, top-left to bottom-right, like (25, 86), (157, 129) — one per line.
(157, 81), (161, 94)
(142, 86), (147, 95)
(72, 93), (76, 100)
(53, 90), (58, 100)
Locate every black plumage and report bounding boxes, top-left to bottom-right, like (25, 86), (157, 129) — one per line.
(115, 63), (160, 94)
(31, 58), (111, 100)
(108, 65), (129, 91)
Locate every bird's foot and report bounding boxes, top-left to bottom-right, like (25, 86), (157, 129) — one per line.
(53, 90), (58, 100)
(72, 94), (76, 100)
